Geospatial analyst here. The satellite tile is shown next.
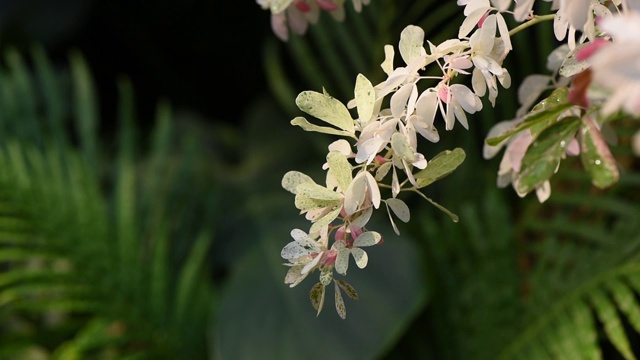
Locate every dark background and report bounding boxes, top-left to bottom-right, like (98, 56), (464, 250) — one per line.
(0, 0), (271, 129)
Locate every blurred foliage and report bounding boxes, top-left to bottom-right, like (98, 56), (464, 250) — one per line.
(0, 46), (216, 359)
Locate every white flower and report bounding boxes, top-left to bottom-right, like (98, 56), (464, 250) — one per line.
(258, 0), (370, 41)
(282, 228), (329, 287)
(333, 231), (382, 275)
(588, 11), (640, 116)
(484, 120), (579, 203)
(436, 83), (483, 130)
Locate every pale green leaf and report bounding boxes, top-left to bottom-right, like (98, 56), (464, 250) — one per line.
(414, 148), (465, 188)
(391, 132), (416, 162)
(353, 231), (382, 247)
(386, 198), (410, 223)
(327, 151), (353, 192)
(290, 117), (354, 137)
(309, 207), (342, 234)
(282, 170), (315, 194)
(399, 25), (425, 65)
(351, 248), (368, 269)
(296, 182), (342, 201)
(295, 92), (355, 133)
(294, 194), (340, 211)
(355, 74), (376, 125)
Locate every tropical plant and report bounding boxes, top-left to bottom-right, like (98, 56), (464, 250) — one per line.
(0, 45), (217, 359)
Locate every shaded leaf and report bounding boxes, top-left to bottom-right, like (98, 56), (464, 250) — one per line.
(414, 148), (466, 188)
(580, 117), (619, 189)
(515, 117), (581, 195)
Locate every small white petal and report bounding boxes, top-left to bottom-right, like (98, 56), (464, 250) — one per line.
(351, 248), (369, 269)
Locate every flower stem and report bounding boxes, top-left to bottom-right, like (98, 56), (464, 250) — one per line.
(509, 14), (556, 37)
(408, 188), (459, 222)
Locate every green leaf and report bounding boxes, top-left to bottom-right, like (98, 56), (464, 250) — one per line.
(414, 148), (466, 188)
(485, 88), (572, 146)
(281, 170), (315, 194)
(515, 117), (581, 195)
(580, 117), (619, 189)
(295, 91), (355, 133)
(294, 194), (340, 211)
(290, 116), (354, 137)
(296, 182), (342, 201)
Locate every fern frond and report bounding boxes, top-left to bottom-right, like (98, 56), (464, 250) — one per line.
(0, 45), (217, 358)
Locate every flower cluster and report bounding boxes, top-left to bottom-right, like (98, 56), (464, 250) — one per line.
(270, 0), (640, 318)
(256, 0), (370, 41)
(484, 0), (640, 201)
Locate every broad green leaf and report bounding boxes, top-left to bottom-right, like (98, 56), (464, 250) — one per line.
(354, 74), (376, 125)
(515, 117), (581, 195)
(334, 282), (347, 319)
(580, 117), (619, 189)
(282, 170), (315, 194)
(296, 182), (342, 201)
(399, 25), (425, 65)
(415, 148), (466, 188)
(290, 117), (354, 137)
(295, 92), (355, 133)
(485, 88), (572, 146)
(327, 151), (352, 192)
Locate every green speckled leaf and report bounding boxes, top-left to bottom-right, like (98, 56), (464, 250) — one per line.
(580, 117), (619, 189)
(296, 92), (355, 133)
(414, 148), (465, 188)
(515, 117), (580, 195)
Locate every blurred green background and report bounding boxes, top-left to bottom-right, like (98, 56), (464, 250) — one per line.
(0, 1), (640, 359)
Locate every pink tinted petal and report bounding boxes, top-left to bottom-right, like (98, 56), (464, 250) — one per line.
(271, 13), (289, 41)
(477, 11), (489, 28)
(317, 0), (338, 11)
(576, 38), (609, 61)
